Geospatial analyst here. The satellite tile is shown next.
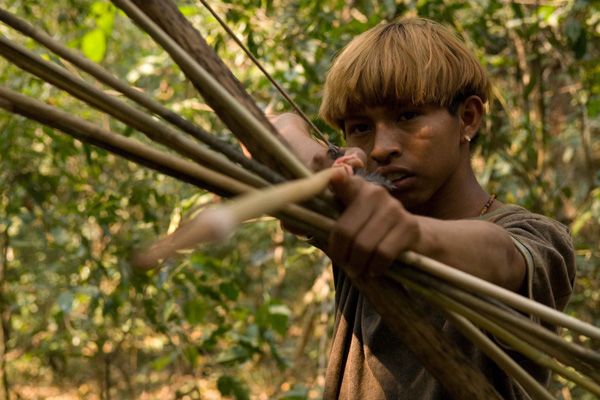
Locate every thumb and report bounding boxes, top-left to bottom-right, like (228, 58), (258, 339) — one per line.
(341, 147), (368, 167)
(329, 169), (367, 206)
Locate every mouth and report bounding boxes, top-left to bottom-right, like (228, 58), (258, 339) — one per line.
(370, 167), (416, 192)
(379, 169), (416, 192)
(385, 171), (412, 182)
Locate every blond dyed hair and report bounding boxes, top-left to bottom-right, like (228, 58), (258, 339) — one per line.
(319, 18), (491, 129)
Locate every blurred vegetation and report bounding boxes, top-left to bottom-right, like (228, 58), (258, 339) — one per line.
(0, 0), (598, 399)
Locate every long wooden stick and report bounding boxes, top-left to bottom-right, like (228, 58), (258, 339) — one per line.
(0, 8), (286, 186)
(129, 0), (304, 177)
(197, 0), (329, 145)
(399, 251), (600, 340)
(407, 281), (600, 395)
(134, 169), (337, 268)
(112, 0), (311, 180)
(443, 311), (555, 400)
(0, 86), (331, 239)
(0, 34), (267, 189)
(396, 267), (600, 376)
(0, 87), (239, 196)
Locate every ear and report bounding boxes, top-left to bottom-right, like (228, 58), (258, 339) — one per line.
(459, 96), (484, 143)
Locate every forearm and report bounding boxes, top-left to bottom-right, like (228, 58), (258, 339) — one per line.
(412, 217), (527, 291)
(270, 113), (331, 171)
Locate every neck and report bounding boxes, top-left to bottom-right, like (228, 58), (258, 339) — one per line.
(411, 159), (490, 220)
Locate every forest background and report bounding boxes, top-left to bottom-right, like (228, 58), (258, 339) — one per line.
(0, 0), (598, 399)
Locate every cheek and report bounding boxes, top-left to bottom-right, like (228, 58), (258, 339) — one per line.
(415, 124), (461, 158)
(403, 133), (434, 160)
(409, 136), (460, 177)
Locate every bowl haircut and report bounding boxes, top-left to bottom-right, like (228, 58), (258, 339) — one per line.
(319, 18), (492, 130)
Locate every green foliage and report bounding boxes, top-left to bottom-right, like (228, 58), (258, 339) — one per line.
(217, 375), (250, 400)
(81, 28), (107, 62)
(0, 0), (598, 398)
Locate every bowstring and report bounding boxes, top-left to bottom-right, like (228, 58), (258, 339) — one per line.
(198, 0), (342, 158)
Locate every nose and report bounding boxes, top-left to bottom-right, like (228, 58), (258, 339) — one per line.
(370, 125), (402, 165)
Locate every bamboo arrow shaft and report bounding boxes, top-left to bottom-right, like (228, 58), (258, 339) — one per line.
(443, 311), (555, 400)
(0, 86), (331, 238)
(412, 282), (600, 396)
(112, 0), (312, 180)
(0, 34), (266, 189)
(133, 169), (336, 268)
(397, 267), (600, 373)
(399, 251), (600, 340)
(0, 8), (286, 186)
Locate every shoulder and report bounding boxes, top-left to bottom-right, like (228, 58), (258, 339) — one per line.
(483, 205), (572, 245)
(485, 205), (575, 310)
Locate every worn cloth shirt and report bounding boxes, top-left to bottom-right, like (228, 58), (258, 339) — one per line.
(324, 205), (575, 399)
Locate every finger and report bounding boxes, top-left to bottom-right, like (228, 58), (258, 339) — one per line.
(333, 152), (365, 170)
(329, 173), (371, 206)
(346, 207), (398, 277)
(367, 217), (420, 276)
(366, 227), (406, 277)
(329, 183), (392, 277)
(342, 147), (368, 167)
(328, 195), (377, 275)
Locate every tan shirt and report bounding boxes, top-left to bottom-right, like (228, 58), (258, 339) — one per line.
(324, 205), (576, 399)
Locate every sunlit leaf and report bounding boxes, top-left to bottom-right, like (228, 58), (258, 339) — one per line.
(269, 304), (290, 336)
(81, 28), (106, 62)
(217, 346), (252, 364)
(183, 298), (206, 325)
(151, 353), (176, 371)
(182, 345), (199, 368)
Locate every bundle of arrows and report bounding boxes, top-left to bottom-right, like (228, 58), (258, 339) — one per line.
(0, 1), (598, 399)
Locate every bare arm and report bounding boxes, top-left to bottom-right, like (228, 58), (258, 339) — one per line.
(269, 113), (332, 171)
(269, 113), (526, 292)
(413, 217), (526, 291)
(329, 171), (527, 292)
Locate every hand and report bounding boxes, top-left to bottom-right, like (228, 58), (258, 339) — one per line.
(268, 113), (332, 171)
(328, 170), (421, 278)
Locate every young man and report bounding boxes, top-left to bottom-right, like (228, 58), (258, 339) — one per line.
(273, 18), (575, 399)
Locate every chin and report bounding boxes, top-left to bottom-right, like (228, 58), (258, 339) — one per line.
(389, 191), (426, 212)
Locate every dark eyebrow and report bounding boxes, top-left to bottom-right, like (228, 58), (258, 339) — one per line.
(343, 114), (369, 120)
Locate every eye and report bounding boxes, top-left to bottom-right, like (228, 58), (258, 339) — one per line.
(345, 122), (373, 137)
(396, 111), (419, 122)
